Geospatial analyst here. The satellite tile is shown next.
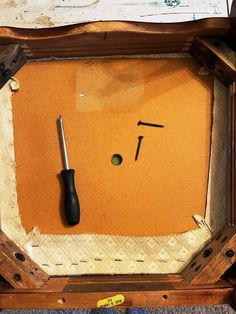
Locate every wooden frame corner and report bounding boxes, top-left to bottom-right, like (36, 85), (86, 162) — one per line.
(0, 231), (48, 289)
(181, 226), (236, 284)
(190, 37), (236, 86)
(0, 44), (26, 89)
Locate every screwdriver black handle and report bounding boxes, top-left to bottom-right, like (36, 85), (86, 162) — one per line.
(61, 169), (80, 225)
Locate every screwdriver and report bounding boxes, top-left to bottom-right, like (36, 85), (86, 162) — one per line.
(57, 115), (80, 225)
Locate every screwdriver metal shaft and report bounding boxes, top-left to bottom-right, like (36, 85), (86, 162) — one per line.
(58, 115), (69, 170)
(58, 115), (80, 226)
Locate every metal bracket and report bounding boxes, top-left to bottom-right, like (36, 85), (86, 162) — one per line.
(0, 44), (27, 89)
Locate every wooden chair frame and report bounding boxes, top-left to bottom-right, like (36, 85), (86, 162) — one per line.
(0, 18), (235, 309)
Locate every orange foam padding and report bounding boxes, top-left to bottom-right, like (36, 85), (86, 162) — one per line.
(12, 58), (212, 236)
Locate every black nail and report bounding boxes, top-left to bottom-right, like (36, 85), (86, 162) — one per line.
(137, 120), (164, 128)
(135, 136), (144, 161)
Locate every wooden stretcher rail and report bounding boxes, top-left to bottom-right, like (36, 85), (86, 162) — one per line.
(0, 277), (234, 309)
(0, 19), (231, 58)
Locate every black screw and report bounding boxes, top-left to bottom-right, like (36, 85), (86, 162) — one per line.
(226, 249), (234, 258)
(13, 274), (21, 281)
(137, 120), (165, 128)
(135, 135), (144, 161)
(15, 252), (25, 262)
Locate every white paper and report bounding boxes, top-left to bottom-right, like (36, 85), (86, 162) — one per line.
(0, 0), (232, 28)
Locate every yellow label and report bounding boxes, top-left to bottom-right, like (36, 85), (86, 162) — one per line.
(97, 294), (125, 308)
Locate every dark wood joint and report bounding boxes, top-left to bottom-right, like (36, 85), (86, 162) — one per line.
(190, 37), (236, 86)
(0, 231), (48, 289)
(0, 44), (27, 89)
(181, 227), (236, 284)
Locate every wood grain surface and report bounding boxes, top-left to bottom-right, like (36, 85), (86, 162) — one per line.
(227, 82), (236, 226)
(0, 231), (48, 289)
(191, 37), (236, 86)
(0, 276), (234, 309)
(0, 19), (231, 58)
(182, 227), (236, 284)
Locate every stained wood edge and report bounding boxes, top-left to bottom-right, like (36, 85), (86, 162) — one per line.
(0, 18), (230, 39)
(0, 276), (234, 309)
(228, 82), (236, 226)
(190, 37), (236, 85)
(0, 231), (49, 289)
(0, 288), (234, 309)
(0, 18), (231, 58)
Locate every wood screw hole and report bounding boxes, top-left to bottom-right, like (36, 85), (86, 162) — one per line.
(13, 274), (21, 281)
(203, 248), (213, 258)
(162, 295), (168, 300)
(226, 250), (234, 258)
(15, 252), (25, 262)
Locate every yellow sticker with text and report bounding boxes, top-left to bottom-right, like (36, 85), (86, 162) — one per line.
(97, 294), (125, 308)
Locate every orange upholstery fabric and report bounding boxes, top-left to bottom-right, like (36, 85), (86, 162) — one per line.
(12, 58), (212, 236)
